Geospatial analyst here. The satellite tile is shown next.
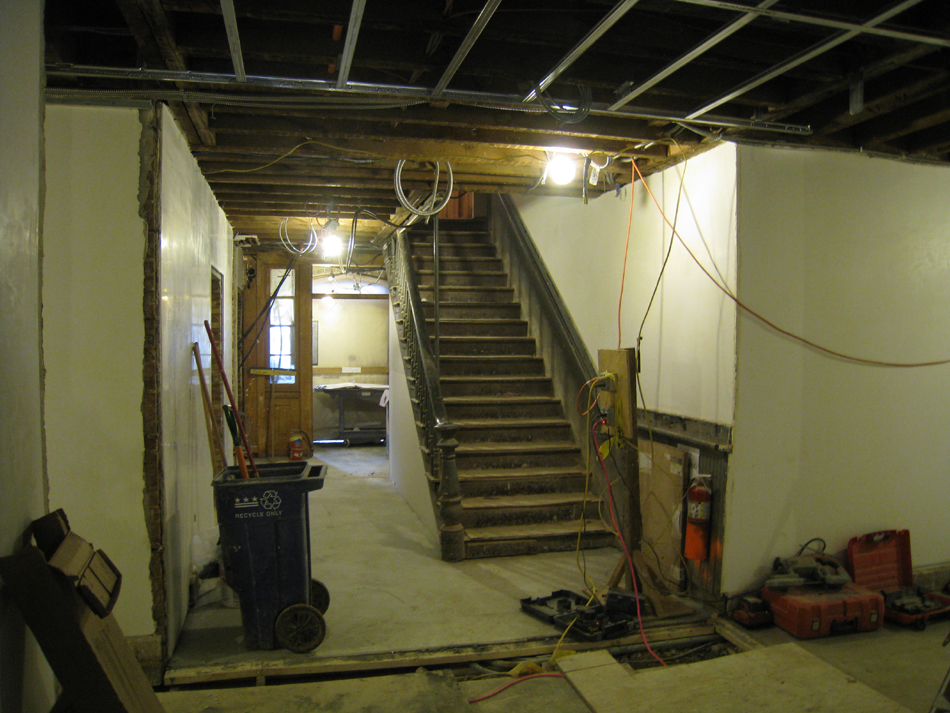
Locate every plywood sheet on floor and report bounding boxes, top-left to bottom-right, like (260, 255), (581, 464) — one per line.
(558, 644), (913, 713)
(749, 617), (950, 712)
(158, 669), (467, 712)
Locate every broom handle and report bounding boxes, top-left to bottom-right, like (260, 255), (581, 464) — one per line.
(204, 320), (259, 477)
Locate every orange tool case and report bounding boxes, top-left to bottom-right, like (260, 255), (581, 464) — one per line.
(760, 583), (884, 639)
(848, 529), (950, 630)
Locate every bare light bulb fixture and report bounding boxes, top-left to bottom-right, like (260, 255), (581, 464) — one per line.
(547, 154), (577, 185)
(322, 232), (343, 258)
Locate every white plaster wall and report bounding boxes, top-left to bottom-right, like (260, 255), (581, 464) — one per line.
(0, 1), (56, 708)
(387, 303), (439, 546)
(159, 107), (233, 651)
(43, 105), (153, 636)
(724, 145), (950, 593)
(514, 144), (738, 426)
(315, 298), (389, 367)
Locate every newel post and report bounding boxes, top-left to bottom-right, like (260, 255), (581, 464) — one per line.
(435, 421), (465, 562)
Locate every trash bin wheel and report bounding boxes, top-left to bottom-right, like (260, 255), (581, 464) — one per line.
(275, 603), (326, 653)
(310, 578), (330, 614)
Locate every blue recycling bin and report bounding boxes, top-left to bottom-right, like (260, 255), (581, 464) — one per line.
(213, 461), (328, 652)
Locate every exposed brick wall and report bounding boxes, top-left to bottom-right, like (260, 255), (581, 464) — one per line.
(138, 106), (166, 662)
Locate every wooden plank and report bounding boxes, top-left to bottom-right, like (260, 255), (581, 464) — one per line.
(159, 670), (471, 713)
(711, 614), (765, 652)
(313, 366), (389, 374)
(0, 546), (165, 713)
(163, 622), (716, 686)
(193, 343), (228, 473)
(558, 650), (634, 713)
(557, 644), (913, 713)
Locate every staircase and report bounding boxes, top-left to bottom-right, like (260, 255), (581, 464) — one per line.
(408, 218), (615, 559)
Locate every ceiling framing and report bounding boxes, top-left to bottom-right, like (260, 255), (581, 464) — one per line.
(44, 0), (950, 258)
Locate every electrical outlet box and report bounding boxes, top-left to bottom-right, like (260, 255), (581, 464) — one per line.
(597, 349), (638, 441)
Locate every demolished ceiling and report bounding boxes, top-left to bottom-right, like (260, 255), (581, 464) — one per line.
(45, 0), (950, 256)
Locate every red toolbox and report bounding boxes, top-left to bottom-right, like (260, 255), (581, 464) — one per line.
(760, 583), (884, 639)
(848, 529), (950, 630)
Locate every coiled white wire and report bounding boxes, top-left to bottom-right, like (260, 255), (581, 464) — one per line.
(394, 159), (454, 217)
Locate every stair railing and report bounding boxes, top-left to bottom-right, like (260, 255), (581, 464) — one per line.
(384, 225), (464, 562)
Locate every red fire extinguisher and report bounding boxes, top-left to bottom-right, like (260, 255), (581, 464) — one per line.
(684, 475), (712, 561)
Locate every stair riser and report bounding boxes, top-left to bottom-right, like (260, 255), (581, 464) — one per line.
(412, 244), (496, 259)
(455, 449), (580, 470)
(428, 321), (528, 338)
(408, 229), (488, 243)
(414, 257), (504, 273)
(461, 502), (599, 528)
(421, 288), (514, 304)
(455, 424), (574, 443)
(464, 532), (616, 559)
(433, 339), (536, 356)
(459, 475), (589, 497)
(441, 380), (552, 397)
(422, 304), (521, 320)
(418, 272), (508, 288)
(438, 359), (545, 377)
(446, 402), (564, 420)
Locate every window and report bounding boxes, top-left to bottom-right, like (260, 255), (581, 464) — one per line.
(269, 268), (295, 384)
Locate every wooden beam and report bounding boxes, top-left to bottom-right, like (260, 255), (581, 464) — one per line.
(854, 90), (950, 146)
(756, 40), (944, 123)
(114, 0), (215, 145)
(808, 67), (950, 139)
(207, 105), (671, 149)
(163, 621), (717, 686)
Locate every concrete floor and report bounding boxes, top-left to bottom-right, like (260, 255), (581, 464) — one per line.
(166, 445), (630, 680)
(161, 445), (950, 712)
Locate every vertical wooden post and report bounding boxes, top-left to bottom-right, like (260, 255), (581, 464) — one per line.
(435, 421), (465, 562)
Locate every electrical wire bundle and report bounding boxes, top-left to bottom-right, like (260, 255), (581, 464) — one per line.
(394, 159), (455, 217)
(533, 83), (592, 125)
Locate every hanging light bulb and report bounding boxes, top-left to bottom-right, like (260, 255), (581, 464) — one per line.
(547, 154), (577, 185)
(322, 231), (343, 258)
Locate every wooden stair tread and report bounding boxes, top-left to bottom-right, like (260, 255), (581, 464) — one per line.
(411, 240), (490, 246)
(452, 417), (568, 427)
(429, 318), (525, 323)
(455, 440), (578, 453)
(462, 493), (592, 509)
(441, 375), (548, 382)
(444, 395), (559, 403)
(420, 286), (513, 292)
(458, 465), (586, 480)
(439, 355), (542, 361)
(432, 335), (533, 341)
(421, 299), (517, 305)
(465, 520), (612, 541)
(418, 270), (506, 276)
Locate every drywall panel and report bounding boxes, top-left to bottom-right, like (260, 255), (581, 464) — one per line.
(159, 107), (233, 651)
(44, 105), (153, 637)
(0, 2), (56, 709)
(725, 145), (950, 593)
(513, 144), (737, 426)
(387, 303), (439, 546)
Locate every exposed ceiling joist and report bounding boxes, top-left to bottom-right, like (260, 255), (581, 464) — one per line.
(45, 0), (950, 252)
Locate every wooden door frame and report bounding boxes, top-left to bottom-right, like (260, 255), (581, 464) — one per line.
(240, 252), (312, 457)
